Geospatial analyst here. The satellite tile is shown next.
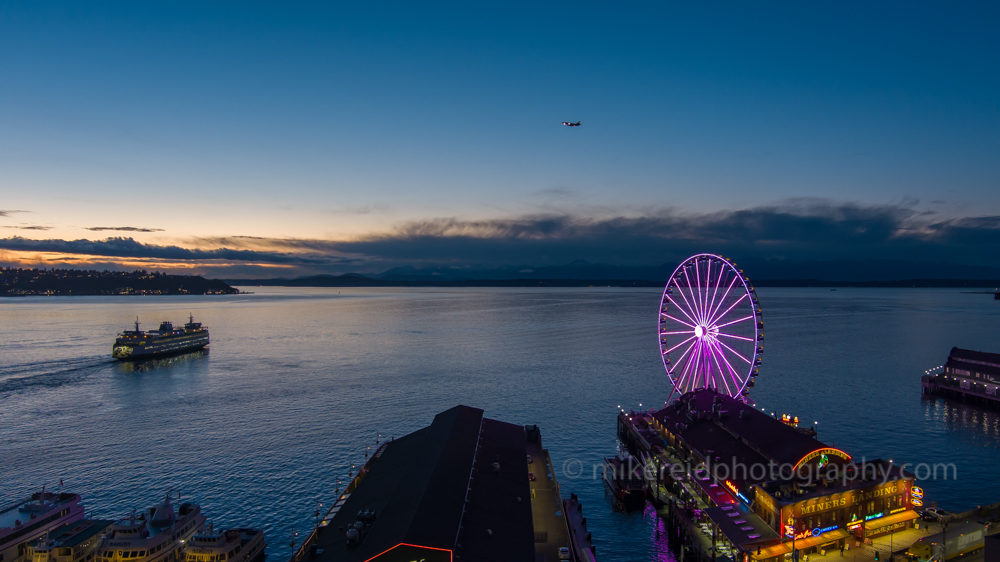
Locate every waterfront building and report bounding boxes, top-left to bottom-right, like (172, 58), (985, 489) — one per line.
(619, 390), (918, 562)
(922, 348), (1000, 407)
(292, 405), (595, 562)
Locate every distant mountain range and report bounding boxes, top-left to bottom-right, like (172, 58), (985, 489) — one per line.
(227, 259), (1000, 288)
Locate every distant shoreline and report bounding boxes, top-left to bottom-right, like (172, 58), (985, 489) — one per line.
(228, 275), (1000, 289)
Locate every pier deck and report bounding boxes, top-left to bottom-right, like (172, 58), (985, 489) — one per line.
(527, 440), (570, 561)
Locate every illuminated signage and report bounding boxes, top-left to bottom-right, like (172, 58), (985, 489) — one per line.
(889, 507), (906, 515)
(812, 525), (839, 537)
(847, 522), (863, 530)
(913, 499), (923, 507)
(794, 448), (852, 469)
(912, 487), (924, 496)
(725, 480), (739, 494)
(865, 512), (884, 521)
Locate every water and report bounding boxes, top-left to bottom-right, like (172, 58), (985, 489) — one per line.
(1, 287), (998, 562)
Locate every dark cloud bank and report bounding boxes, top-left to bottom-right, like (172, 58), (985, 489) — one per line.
(85, 226), (164, 232)
(2, 201), (999, 282)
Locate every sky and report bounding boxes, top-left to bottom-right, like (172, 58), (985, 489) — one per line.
(1, 1), (998, 279)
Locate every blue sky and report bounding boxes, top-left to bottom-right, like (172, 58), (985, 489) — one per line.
(1, 2), (998, 277)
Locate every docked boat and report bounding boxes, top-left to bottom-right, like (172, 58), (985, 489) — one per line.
(28, 519), (115, 562)
(112, 316), (209, 361)
(95, 494), (206, 562)
(184, 527), (265, 562)
(0, 492), (86, 562)
(603, 456), (647, 511)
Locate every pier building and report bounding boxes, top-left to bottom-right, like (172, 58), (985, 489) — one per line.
(292, 405), (596, 562)
(922, 348), (1000, 407)
(619, 390), (918, 562)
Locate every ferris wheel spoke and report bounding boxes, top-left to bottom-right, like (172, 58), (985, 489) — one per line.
(671, 341), (699, 390)
(672, 277), (703, 326)
(715, 315), (754, 330)
(709, 292), (748, 327)
(707, 345), (733, 396)
(664, 335), (697, 354)
(717, 332), (754, 342)
(716, 338), (753, 365)
(706, 275), (739, 326)
(660, 330), (695, 336)
(664, 297), (699, 327)
(691, 340), (702, 388)
(670, 337), (698, 366)
(681, 268), (705, 324)
(710, 339), (746, 392)
(695, 260), (706, 325)
(706, 263), (726, 328)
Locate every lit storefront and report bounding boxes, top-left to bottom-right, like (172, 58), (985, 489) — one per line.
(751, 469), (918, 560)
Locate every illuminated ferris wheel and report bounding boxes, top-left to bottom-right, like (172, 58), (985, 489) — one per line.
(659, 254), (763, 401)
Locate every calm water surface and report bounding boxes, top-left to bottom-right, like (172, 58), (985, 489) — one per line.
(1, 288), (998, 562)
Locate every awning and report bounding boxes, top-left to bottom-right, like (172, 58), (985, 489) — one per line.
(704, 505), (780, 550)
(693, 477), (739, 506)
(863, 510), (920, 534)
(751, 529), (851, 560)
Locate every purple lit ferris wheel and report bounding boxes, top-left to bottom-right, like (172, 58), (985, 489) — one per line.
(659, 254), (763, 402)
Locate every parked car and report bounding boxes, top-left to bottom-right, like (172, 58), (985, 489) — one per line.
(558, 547), (571, 560)
(528, 472), (536, 481)
(921, 508), (950, 521)
(527, 454), (532, 463)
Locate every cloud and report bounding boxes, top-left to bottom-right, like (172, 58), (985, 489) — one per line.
(0, 236), (361, 266)
(4, 225), (53, 231)
(332, 200), (1000, 267)
(85, 226), (165, 232)
(0, 210), (29, 217)
(2, 200), (999, 278)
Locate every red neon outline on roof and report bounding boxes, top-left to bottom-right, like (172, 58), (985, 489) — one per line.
(362, 543), (453, 562)
(793, 447), (853, 469)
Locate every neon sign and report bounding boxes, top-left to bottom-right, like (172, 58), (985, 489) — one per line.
(725, 480), (739, 495)
(812, 525), (839, 537)
(865, 512), (884, 521)
(793, 447), (853, 469)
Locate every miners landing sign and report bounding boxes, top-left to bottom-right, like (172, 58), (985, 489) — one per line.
(791, 481), (908, 518)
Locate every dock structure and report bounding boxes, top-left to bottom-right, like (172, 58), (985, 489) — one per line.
(563, 494), (596, 562)
(618, 390), (924, 562)
(291, 405), (596, 562)
(922, 347), (1000, 408)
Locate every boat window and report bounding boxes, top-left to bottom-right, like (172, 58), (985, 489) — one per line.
(139, 553), (145, 558)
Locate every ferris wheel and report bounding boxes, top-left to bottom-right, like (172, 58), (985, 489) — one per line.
(659, 254), (763, 401)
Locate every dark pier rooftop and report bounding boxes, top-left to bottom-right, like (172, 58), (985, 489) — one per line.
(300, 405), (537, 562)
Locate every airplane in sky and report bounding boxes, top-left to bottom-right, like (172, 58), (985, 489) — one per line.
(562, 121), (581, 127)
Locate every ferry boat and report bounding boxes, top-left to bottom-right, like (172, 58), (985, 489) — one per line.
(95, 494), (206, 562)
(183, 527), (265, 562)
(112, 316), (210, 361)
(602, 456), (646, 511)
(0, 492), (86, 562)
(28, 519), (114, 562)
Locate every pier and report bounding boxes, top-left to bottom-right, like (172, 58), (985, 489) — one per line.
(290, 406), (597, 562)
(617, 390), (930, 562)
(922, 348), (1000, 408)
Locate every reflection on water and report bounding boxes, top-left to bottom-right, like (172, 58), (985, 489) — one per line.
(114, 350), (210, 373)
(923, 396), (1000, 446)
